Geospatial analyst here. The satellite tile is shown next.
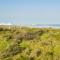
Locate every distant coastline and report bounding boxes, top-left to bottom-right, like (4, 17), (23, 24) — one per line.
(0, 23), (60, 28)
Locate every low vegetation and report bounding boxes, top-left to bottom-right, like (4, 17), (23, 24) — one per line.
(0, 26), (60, 60)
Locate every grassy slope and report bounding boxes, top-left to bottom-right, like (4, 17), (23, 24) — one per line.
(0, 26), (60, 60)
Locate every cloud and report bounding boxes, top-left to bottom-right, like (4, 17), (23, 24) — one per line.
(0, 15), (16, 19)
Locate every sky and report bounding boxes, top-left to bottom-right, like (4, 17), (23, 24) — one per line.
(0, 0), (60, 25)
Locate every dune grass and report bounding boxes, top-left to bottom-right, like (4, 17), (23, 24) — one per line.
(0, 26), (60, 60)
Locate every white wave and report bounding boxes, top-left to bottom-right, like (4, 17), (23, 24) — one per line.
(0, 23), (12, 25)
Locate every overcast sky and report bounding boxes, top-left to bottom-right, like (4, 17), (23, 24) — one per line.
(0, 0), (60, 25)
